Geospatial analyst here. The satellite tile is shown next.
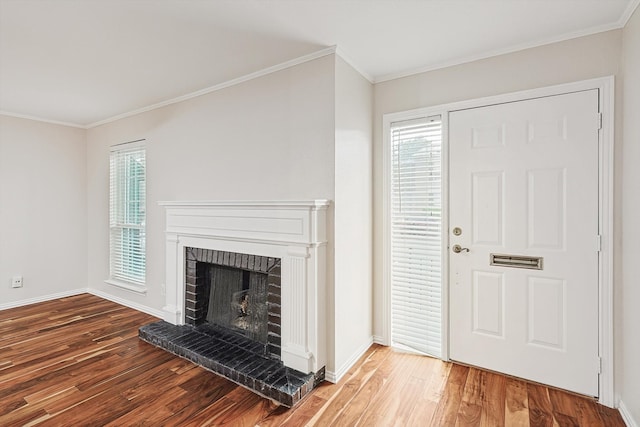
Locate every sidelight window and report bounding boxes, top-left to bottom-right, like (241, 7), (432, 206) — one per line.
(390, 116), (442, 357)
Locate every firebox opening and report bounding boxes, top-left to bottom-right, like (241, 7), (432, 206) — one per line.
(204, 264), (269, 346)
(185, 247), (282, 361)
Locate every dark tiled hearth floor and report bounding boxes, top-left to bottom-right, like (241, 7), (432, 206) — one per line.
(139, 321), (322, 407)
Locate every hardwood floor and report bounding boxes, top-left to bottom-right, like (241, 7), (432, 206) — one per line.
(0, 294), (624, 426)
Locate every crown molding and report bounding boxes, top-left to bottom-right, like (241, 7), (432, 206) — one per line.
(87, 46), (338, 129)
(2, 46), (344, 130)
(6, 0), (636, 129)
(0, 110), (86, 129)
(375, 21), (628, 84)
(620, 0), (640, 26)
(335, 46), (374, 83)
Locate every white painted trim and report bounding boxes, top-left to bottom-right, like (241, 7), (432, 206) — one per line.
(325, 338), (373, 383)
(381, 76), (615, 406)
(386, 77), (615, 117)
(104, 279), (147, 295)
(158, 199), (330, 208)
(87, 47), (337, 129)
(375, 24), (627, 84)
(440, 113), (451, 362)
(0, 288), (162, 320)
(619, 399), (639, 427)
(381, 114), (391, 346)
(620, 0), (640, 27)
(161, 200), (329, 374)
(1, 46), (337, 129)
(335, 46), (374, 83)
(598, 76), (616, 408)
(87, 288), (164, 319)
(0, 111), (86, 129)
(109, 138), (145, 152)
(372, 335), (385, 345)
(0, 289), (87, 311)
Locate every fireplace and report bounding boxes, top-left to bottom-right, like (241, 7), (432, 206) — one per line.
(184, 247), (282, 360)
(139, 200), (329, 406)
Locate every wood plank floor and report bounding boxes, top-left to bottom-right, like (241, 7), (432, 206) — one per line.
(0, 294), (624, 426)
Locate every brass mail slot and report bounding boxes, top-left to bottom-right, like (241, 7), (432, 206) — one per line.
(490, 254), (543, 270)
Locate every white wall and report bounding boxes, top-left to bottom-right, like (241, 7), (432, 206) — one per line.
(0, 115), (87, 307)
(620, 6), (640, 423)
(332, 57), (373, 378)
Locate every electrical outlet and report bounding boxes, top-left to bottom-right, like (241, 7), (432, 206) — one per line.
(12, 276), (23, 288)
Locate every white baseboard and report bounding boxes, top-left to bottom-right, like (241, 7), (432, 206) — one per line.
(87, 289), (164, 319)
(0, 288), (87, 311)
(325, 336), (374, 383)
(620, 399), (638, 427)
(373, 334), (386, 345)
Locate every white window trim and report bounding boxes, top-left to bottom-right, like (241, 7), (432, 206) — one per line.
(106, 139), (147, 294)
(104, 278), (147, 295)
(381, 76), (615, 407)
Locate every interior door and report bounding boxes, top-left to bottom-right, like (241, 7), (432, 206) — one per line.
(449, 90), (600, 397)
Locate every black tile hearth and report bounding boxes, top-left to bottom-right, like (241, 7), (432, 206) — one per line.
(139, 320), (322, 407)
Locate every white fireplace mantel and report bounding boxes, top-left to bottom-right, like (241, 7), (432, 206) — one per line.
(159, 200), (330, 374)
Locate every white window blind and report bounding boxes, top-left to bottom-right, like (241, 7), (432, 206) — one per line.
(109, 141), (146, 287)
(390, 115), (442, 357)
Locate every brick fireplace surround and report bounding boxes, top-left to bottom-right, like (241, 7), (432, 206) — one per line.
(139, 200), (329, 407)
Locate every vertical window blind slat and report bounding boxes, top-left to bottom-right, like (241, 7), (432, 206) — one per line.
(390, 115), (442, 358)
(109, 143), (146, 285)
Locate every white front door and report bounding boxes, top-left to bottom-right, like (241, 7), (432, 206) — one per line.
(449, 90), (600, 396)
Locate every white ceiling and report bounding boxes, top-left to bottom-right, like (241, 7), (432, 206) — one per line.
(0, 0), (637, 128)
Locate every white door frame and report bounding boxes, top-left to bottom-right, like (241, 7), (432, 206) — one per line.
(381, 76), (615, 407)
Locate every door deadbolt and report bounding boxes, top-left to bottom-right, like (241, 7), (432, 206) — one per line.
(452, 227), (462, 236)
(452, 244), (470, 253)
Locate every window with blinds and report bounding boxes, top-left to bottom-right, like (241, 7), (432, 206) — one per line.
(390, 116), (442, 358)
(109, 140), (146, 288)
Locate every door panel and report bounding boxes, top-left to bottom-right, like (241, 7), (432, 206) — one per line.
(472, 271), (504, 337)
(449, 90), (599, 397)
(527, 276), (565, 349)
(472, 172), (504, 246)
(527, 168), (565, 249)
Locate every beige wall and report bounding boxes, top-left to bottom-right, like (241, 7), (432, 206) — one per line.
(372, 30), (627, 405)
(0, 115), (87, 307)
(86, 55), (336, 313)
(86, 54), (347, 368)
(85, 54), (377, 378)
(373, 30), (623, 340)
(333, 56), (373, 377)
(3, 17), (637, 407)
(620, 6), (640, 422)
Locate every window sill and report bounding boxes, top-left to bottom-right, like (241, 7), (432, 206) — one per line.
(104, 279), (147, 295)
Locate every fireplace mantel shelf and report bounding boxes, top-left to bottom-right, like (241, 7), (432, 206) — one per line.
(158, 200), (330, 208)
